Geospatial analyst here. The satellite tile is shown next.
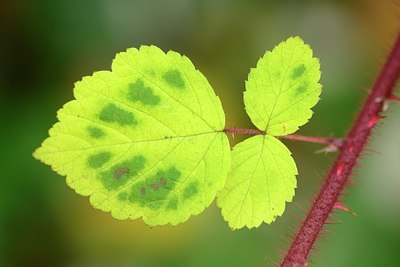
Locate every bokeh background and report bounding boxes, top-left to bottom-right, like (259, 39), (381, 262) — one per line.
(1, 0), (400, 266)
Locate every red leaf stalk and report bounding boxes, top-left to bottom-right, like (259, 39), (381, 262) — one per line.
(281, 33), (400, 266)
(224, 128), (264, 135)
(224, 129), (342, 149)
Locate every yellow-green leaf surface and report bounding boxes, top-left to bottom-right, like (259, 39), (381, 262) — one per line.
(34, 46), (230, 226)
(218, 37), (320, 229)
(244, 36), (321, 136)
(217, 135), (297, 229)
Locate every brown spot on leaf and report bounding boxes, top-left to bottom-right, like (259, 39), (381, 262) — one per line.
(114, 167), (129, 180)
(151, 182), (161, 191)
(160, 178), (167, 186)
(140, 187), (146, 196)
(151, 178), (167, 191)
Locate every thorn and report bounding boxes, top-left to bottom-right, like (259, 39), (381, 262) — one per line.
(382, 100), (389, 112)
(333, 201), (357, 216)
(382, 94), (399, 112)
(224, 126), (235, 136)
(336, 163), (344, 176)
(347, 143), (355, 153)
(387, 94), (400, 102)
(367, 115), (385, 128)
(315, 138), (344, 153)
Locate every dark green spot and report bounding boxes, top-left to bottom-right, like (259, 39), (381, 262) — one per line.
(88, 152), (112, 169)
(163, 70), (185, 89)
(296, 85), (307, 95)
(183, 181), (199, 200)
(128, 166), (181, 210)
(99, 155), (146, 190)
(166, 197), (178, 210)
(99, 103), (137, 126)
(291, 64), (306, 79)
(87, 126), (105, 139)
(147, 70), (156, 76)
(128, 79), (160, 106)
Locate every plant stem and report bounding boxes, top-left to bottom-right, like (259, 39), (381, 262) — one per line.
(224, 128), (342, 148)
(224, 128), (264, 135)
(281, 33), (400, 267)
(279, 134), (341, 146)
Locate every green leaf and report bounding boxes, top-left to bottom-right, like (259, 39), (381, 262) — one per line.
(217, 135), (297, 229)
(218, 37), (320, 229)
(244, 36), (322, 136)
(34, 46), (231, 226)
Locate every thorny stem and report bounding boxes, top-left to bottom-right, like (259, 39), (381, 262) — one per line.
(281, 33), (400, 266)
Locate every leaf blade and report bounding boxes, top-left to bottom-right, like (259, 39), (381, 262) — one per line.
(244, 36), (321, 135)
(34, 46), (231, 226)
(217, 135), (297, 230)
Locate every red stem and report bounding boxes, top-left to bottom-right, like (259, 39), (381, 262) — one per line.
(224, 127), (264, 135)
(224, 128), (341, 147)
(281, 33), (400, 266)
(280, 134), (340, 145)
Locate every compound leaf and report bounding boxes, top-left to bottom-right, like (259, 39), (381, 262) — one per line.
(217, 135), (297, 229)
(34, 46), (231, 226)
(244, 36), (322, 135)
(218, 37), (320, 229)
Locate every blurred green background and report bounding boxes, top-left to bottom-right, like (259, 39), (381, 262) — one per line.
(1, 0), (399, 266)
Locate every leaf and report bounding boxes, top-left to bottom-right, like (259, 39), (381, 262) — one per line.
(34, 46), (231, 226)
(217, 135), (297, 229)
(217, 37), (320, 229)
(244, 36), (322, 136)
